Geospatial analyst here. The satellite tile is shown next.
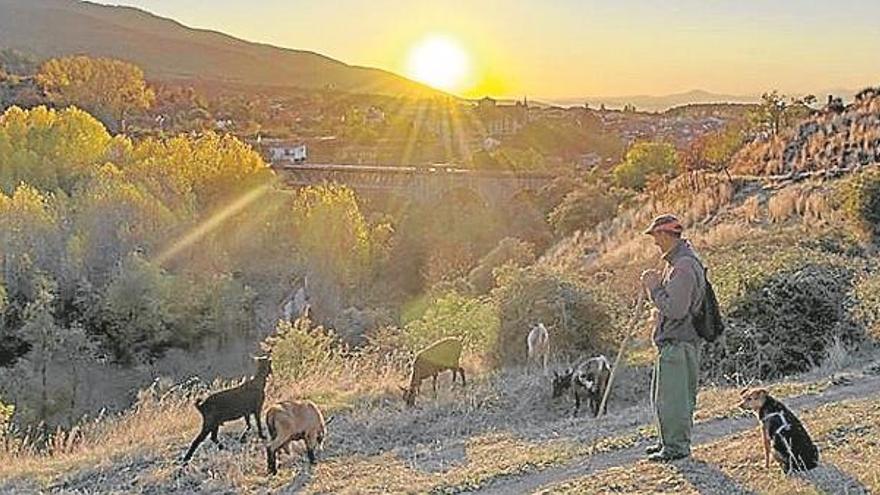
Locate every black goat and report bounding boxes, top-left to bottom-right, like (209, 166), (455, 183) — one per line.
(181, 356), (272, 463)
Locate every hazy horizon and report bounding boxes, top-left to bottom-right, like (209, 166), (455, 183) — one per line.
(89, 0), (880, 100)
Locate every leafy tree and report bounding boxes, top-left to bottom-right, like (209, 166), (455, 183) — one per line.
(0, 184), (63, 307)
(682, 122), (749, 181)
(291, 184), (379, 312)
(612, 141), (679, 190)
(16, 275), (62, 425)
(748, 91), (816, 137)
(71, 164), (175, 285)
(548, 184), (620, 236)
(36, 56), (155, 132)
(0, 106), (112, 193)
(101, 255), (174, 363)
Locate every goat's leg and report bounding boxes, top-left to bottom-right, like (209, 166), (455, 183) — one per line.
(573, 391), (581, 417)
(305, 436), (317, 464)
(240, 414), (252, 443)
(432, 374), (438, 397)
(266, 445), (278, 475)
(255, 411), (266, 440)
(458, 367), (466, 387)
(211, 425), (224, 450)
(182, 425), (210, 462)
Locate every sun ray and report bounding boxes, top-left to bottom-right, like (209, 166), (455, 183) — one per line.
(400, 98), (428, 166)
(153, 183), (274, 267)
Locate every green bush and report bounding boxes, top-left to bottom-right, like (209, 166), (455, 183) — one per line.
(0, 398), (12, 430)
(264, 319), (340, 382)
(467, 237), (535, 294)
(612, 141), (679, 191)
(403, 292), (499, 355)
(703, 263), (865, 381)
(490, 266), (612, 366)
(547, 185), (620, 236)
(842, 169), (880, 242)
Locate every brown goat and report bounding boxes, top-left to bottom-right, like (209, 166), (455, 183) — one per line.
(399, 337), (465, 406)
(265, 399), (329, 475)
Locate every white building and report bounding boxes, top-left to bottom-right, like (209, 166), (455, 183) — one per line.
(267, 142), (308, 164)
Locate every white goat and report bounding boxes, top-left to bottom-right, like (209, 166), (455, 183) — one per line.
(526, 323), (550, 373)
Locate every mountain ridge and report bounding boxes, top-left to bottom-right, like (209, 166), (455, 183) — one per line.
(0, 0), (442, 97)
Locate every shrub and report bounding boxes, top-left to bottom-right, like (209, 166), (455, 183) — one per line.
(403, 292), (499, 355)
(490, 266), (612, 366)
(467, 237), (535, 294)
(842, 169), (880, 242)
(0, 398), (12, 431)
(612, 141), (679, 191)
(547, 185), (620, 236)
(703, 263), (865, 381)
(853, 273), (880, 341)
(331, 306), (393, 347)
(264, 319), (340, 382)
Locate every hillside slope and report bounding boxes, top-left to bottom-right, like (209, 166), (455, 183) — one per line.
(0, 0), (439, 97)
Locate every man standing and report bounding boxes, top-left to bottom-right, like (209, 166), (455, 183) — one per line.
(641, 214), (705, 462)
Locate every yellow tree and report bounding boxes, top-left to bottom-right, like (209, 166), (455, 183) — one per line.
(36, 56), (155, 133)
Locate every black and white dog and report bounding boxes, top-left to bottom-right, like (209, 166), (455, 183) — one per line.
(552, 355), (611, 417)
(739, 388), (819, 473)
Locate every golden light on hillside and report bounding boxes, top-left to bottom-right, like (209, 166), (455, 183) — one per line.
(406, 35), (470, 92)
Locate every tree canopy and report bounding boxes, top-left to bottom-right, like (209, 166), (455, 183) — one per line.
(36, 56), (155, 132)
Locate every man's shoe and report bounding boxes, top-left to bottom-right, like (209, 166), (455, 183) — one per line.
(645, 444), (663, 455)
(647, 450), (689, 462)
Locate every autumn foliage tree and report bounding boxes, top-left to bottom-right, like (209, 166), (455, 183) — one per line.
(36, 56), (155, 133)
(612, 141), (679, 190)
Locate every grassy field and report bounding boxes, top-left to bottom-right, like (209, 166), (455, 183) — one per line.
(2, 353), (879, 494)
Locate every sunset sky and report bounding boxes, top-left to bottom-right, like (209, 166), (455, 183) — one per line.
(97, 0), (880, 99)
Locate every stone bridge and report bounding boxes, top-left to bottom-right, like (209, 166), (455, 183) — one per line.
(273, 163), (555, 204)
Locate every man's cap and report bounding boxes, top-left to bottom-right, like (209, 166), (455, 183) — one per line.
(643, 214), (683, 235)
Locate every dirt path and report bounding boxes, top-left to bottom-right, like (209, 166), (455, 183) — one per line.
(465, 372), (880, 495)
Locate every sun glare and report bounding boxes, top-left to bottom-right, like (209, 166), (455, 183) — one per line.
(406, 35), (470, 92)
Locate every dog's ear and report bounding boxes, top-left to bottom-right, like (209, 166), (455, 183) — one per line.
(739, 387), (750, 396)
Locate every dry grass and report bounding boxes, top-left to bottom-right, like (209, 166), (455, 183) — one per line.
(303, 433), (581, 494)
(0, 360), (653, 493)
(0, 392), (198, 484)
(543, 394), (880, 494)
(2, 350), (877, 494)
(694, 379), (831, 424)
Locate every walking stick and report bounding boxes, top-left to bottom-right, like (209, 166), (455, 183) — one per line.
(599, 287), (647, 416)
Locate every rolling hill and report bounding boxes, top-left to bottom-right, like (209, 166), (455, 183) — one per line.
(0, 0), (441, 97)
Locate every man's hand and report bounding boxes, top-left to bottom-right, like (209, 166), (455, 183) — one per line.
(640, 269), (661, 291)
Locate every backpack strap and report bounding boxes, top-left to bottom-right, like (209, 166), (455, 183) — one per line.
(676, 253), (708, 316)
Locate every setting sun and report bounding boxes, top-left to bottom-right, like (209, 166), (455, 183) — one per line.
(406, 35), (470, 92)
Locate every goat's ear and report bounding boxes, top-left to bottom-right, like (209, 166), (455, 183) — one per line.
(398, 385), (408, 393)
(325, 415), (335, 426)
